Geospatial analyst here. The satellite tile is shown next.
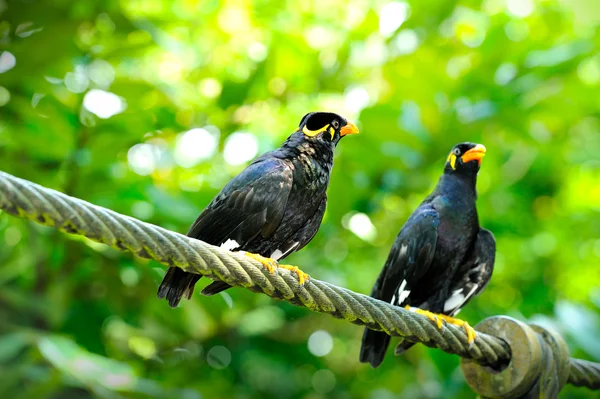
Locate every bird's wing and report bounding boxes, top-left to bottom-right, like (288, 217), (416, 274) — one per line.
(372, 205), (440, 307)
(442, 228), (495, 316)
(360, 205), (439, 368)
(272, 194), (327, 261)
(186, 157), (294, 247)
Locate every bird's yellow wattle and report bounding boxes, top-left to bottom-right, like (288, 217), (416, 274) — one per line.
(447, 153), (457, 170)
(302, 124), (330, 138)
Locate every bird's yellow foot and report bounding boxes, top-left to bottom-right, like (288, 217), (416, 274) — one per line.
(405, 306), (444, 329)
(279, 264), (310, 286)
(437, 314), (477, 346)
(245, 252), (278, 274)
(404, 306), (477, 346)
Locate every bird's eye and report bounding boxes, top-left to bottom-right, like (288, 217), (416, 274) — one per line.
(332, 120), (340, 129)
(453, 148), (461, 156)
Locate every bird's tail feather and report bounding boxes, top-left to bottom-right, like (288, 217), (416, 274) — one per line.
(394, 340), (415, 356)
(157, 267), (201, 308)
(359, 328), (391, 368)
(201, 280), (231, 296)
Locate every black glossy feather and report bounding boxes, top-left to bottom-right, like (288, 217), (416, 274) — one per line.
(360, 142), (495, 367)
(158, 112), (355, 307)
(443, 228), (495, 316)
(360, 207), (439, 368)
(201, 195), (328, 296)
(158, 158), (293, 307)
(394, 228), (495, 356)
(187, 158), (293, 242)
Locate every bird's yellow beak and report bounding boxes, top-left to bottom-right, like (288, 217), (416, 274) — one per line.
(461, 144), (486, 165)
(340, 122), (359, 137)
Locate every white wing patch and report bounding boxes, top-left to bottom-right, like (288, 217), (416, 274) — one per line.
(444, 284), (480, 313)
(270, 242), (300, 261)
(220, 239), (240, 251)
(398, 288), (411, 304)
(270, 249), (284, 260)
(391, 279), (411, 305)
(399, 244), (408, 256)
(390, 247), (410, 304)
(443, 290), (465, 312)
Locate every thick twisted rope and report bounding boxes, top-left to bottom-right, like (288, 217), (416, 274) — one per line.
(0, 171), (598, 391)
(569, 359), (600, 389)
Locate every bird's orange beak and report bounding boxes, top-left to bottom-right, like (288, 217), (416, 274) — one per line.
(340, 122), (359, 136)
(461, 144), (486, 165)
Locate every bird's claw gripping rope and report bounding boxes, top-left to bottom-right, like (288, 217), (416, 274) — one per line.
(244, 252), (278, 274)
(244, 252), (310, 286)
(439, 315), (477, 348)
(279, 264), (310, 286)
(405, 305), (444, 329)
(405, 306), (477, 347)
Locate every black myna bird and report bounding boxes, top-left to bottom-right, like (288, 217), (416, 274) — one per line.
(158, 112), (359, 307)
(359, 142), (495, 368)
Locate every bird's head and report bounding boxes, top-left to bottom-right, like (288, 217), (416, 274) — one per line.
(297, 112), (359, 146)
(444, 142), (486, 175)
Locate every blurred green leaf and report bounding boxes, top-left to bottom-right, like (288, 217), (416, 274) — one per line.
(38, 335), (137, 392)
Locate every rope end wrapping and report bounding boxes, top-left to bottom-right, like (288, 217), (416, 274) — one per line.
(460, 316), (571, 398)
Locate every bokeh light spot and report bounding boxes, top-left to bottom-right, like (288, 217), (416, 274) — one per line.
(506, 0), (534, 18)
(131, 201), (154, 220)
(305, 25), (337, 50)
(239, 306), (285, 336)
(392, 29), (419, 55)
(174, 128), (220, 168)
(128, 143), (160, 175)
(223, 132), (258, 166)
(248, 42), (268, 62)
(120, 267), (140, 287)
(494, 63), (517, 85)
(88, 59), (116, 89)
(83, 89), (126, 119)
(0, 86), (10, 106)
(217, 6), (250, 34)
(128, 336), (156, 359)
(446, 55), (472, 79)
(268, 77), (287, 95)
(350, 35), (389, 67)
(311, 369), (336, 394)
(505, 20), (529, 41)
(531, 232), (557, 257)
(206, 346), (231, 369)
(307, 330), (333, 357)
(344, 86), (370, 114)
(379, 2), (410, 38)
(577, 57), (600, 85)
(4, 226), (22, 246)
(0, 51), (16, 73)
(345, 212), (377, 242)
(65, 66), (89, 93)
(158, 54), (184, 82)
(198, 78), (222, 98)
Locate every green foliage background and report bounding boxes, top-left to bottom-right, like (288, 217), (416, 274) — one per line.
(1, 0), (600, 398)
